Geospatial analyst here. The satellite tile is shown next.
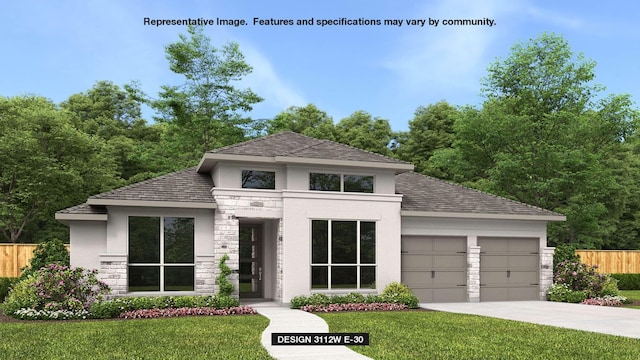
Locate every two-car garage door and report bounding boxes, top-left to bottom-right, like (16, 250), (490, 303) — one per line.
(401, 236), (467, 302)
(401, 236), (540, 302)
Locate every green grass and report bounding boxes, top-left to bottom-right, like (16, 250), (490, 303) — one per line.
(0, 315), (273, 360)
(620, 290), (640, 309)
(319, 311), (640, 360)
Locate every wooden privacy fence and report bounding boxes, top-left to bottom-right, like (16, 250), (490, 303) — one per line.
(0, 244), (71, 278)
(576, 250), (640, 274)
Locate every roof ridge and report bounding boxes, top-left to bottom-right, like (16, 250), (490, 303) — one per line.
(404, 171), (560, 215)
(209, 131), (295, 154)
(320, 138), (408, 164)
(89, 167), (197, 199)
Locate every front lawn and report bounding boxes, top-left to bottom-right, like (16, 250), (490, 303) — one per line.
(0, 315), (273, 360)
(319, 311), (640, 360)
(620, 290), (640, 309)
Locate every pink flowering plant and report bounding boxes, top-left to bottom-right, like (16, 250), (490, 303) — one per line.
(553, 260), (609, 299)
(118, 306), (257, 319)
(301, 303), (408, 313)
(3, 264), (110, 320)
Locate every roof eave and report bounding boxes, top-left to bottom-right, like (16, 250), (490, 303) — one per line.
(86, 198), (217, 209)
(196, 153), (414, 173)
(401, 210), (566, 222)
(55, 213), (109, 224)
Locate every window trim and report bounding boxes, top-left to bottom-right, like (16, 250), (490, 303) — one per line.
(310, 219), (377, 290)
(127, 216), (196, 293)
(309, 172), (375, 193)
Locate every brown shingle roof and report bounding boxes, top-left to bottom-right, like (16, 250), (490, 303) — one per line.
(89, 167), (214, 203)
(56, 203), (107, 215)
(212, 131), (408, 165)
(396, 172), (563, 217)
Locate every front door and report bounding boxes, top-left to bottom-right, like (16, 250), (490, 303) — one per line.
(239, 224), (262, 298)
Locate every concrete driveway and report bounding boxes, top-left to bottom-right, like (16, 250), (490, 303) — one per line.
(421, 301), (640, 339)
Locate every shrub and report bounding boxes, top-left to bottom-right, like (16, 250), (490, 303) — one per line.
(0, 277), (19, 302)
(20, 238), (69, 279)
(547, 283), (587, 303)
(90, 295), (240, 319)
(580, 295), (628, 307)
(4, 264), (110, 319)
(216, 254), (234, 297)
(300, 303), (408, 313)
(3, 275), (39, 315)
(118, 306), (256, 319)
(553, 260), (608, 298)
(610, 274), (640, 290)
(552, 244), (581, 273)
(600, 277), (619, 297)
(382, 282), (419, 308)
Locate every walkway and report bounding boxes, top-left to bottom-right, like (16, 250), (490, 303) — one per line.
(421, 301), (640, 339)
(252, 302), (372, 360)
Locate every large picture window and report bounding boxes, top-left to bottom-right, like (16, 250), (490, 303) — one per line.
(311, 220), (376, 289)
(309, 173), (374, 193)
(128, 216), (195, 292)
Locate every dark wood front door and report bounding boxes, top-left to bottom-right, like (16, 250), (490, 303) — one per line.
(239, 224), (262, 298)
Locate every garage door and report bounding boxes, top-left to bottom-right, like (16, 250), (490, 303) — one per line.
(401, 236), (467, 302)
(478, 237), (539, 301)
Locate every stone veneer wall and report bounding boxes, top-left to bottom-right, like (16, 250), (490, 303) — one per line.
(467, 246), (481, 302)
(195, 255), (216, 294)
(99, 254), (127, 296)
(540, 246), (555, 300)
(211, 191), (283, 300)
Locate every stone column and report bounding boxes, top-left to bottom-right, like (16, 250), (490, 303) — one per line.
(467, 246), (481, 302)
(99, 254), (127, 296)
(540, 247), (555, 300)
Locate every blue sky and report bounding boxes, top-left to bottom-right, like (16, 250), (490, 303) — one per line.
(2, 0), (639, 131)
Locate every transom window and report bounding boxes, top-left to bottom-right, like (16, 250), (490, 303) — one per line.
(309, 173), (374, 193)
(242, 170), (276, 189)
(128, 216), (195, 292)
(311, 220), (376, 289)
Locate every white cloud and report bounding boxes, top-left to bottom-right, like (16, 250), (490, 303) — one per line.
(241, 44), (307, 114)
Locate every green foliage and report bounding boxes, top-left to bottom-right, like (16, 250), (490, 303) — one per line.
(553, 244), (581, 273)
(600, 277), (620, 297)
(0, 277), (18, 302)
(216, 254), (234, 297)
(266, 104), (336, 140)
(424, 33), (640, 248)
(553, 260), (609, 299)
(547, 283), (587, 303)
(90, 295), (240, 319)
(610, 274), (640, 290)
(395, 101), (458, 173)
(152, 25), (262, 161)
(290, 285), (419, 309)
(0, 95), (121, 243)
(2, 275), (39, 315)
(335, 111), (394, 156)
(20, 238), (70, 279)
(4, 265), (110, 319)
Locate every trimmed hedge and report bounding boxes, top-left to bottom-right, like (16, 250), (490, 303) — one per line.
(90, 295), (240, 319)
(0, 277), (19, 302)
(610, 274), (640, 290)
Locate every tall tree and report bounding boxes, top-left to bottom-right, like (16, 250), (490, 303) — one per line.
(0, 96), (120, 243)
(266, 104), (336, 140)
(395, 101), (458, 172)
(335, 111), (394, 156)
(429, 33), (638, 248)
(152, 25), (262, 164)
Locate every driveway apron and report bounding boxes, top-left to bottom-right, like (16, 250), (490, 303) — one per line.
(421, 301), (640, 339)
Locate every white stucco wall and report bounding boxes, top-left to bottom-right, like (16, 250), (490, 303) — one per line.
(281, 190), (403, 302)
(69, 221), (107, 270)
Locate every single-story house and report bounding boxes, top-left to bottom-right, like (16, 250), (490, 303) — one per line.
(56, 132), (565, 303)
